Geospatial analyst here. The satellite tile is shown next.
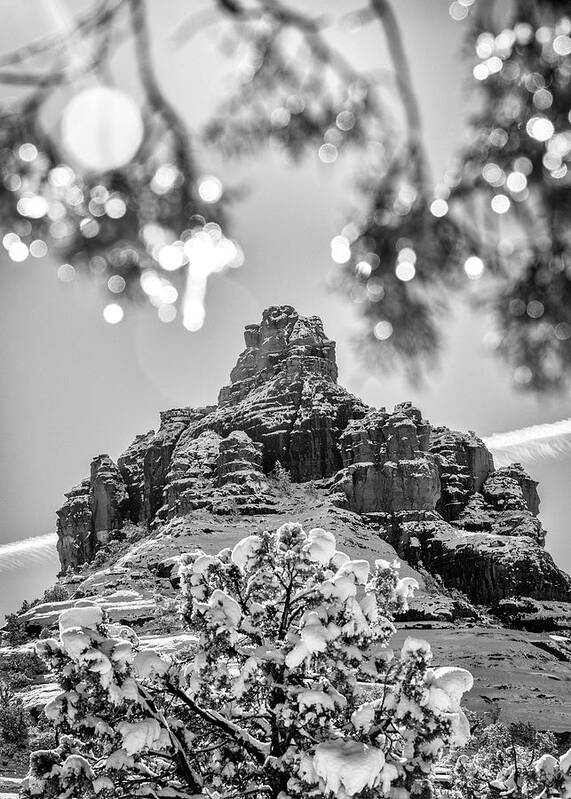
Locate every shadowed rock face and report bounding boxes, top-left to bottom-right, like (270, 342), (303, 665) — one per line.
(56, 456), (130, 570)
(56, 479), (92, 569)
(118, 431), (155, 523)
(430, 428), (494, 520)
(90, 455), (129, 545)
(143, 408), (196, 523)
(53, 304), (571, 613)
(373, 511), (569, 606)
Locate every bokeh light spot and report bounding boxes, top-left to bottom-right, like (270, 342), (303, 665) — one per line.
(491, 194), (510, 214)
(318, 143), (338, 163)
(395, 261), (415, 281)
(8, 241), (28, 262)
(30, 239), (48, 258)
(103, 303), (124, 324)
(158, 244), (185, 271)
(57, 263), (76, 282)
(464, 256), (485, 279)
(62, 86), (144, 171)
(158, 304), (177, 323)
(18, 143), (38, 162)
(506, 171), (527, 193)
(514, 365), (533, 385)
(373, 320), (393, 340)
(526, 116), (554, 142)
(330, 235), (351, 264)
(526, 300), (544, 319)
(430, 198), (448, 217)
(554, 322), (571, 340)
(198, 176), (223, 203)
(105, 197), (127, 219)
(107, 275), (126, 293)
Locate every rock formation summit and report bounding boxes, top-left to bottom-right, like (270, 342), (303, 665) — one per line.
(18, 305), (571, 730)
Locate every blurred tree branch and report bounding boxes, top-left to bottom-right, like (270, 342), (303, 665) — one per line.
(0, 0), (568, 391)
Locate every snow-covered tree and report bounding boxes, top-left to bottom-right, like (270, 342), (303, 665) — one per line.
(23, 523), (474, 799)
(449, 716), (571, 799)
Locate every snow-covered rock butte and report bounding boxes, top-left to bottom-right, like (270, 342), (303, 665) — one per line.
(18, 305), (571, 729)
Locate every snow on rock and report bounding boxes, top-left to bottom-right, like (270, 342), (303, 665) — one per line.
(118, 719), (170, 755)
(139, 633), (198, 654)
(312, 739), (386, 797)
(59, 604), (103, 633)
(231, 535), (261, 568)
(19, 681), (59, 711)
(304, 528), (336, 564)
(207, 589), (242, 629)
(133, 649), (169, 678)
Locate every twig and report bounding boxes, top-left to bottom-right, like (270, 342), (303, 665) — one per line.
(166, 679), (270, 765)
(128, 0), (196, 208)
(0, 0), (125, 68)
(138, 684), (204, 794)
(369, 0), (430, 193)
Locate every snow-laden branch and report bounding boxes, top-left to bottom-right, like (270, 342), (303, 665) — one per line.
(165, 680), (270, 765)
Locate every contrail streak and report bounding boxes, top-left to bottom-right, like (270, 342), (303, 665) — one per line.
(0, 533), (58, 574)
(484, 418), (571, 467)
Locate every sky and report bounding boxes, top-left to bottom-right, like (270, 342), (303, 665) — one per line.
(0, 0), (570, 618)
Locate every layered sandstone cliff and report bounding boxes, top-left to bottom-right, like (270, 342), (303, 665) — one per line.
(53, 305), (571, 614)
